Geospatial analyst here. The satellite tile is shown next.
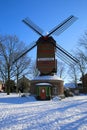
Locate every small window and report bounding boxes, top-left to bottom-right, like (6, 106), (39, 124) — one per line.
(53, 87), (57, 94)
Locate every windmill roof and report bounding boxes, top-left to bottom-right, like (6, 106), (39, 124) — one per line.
(32, 75), (63, 81)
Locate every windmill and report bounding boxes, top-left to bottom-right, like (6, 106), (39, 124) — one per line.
(14, 15), (79, 100)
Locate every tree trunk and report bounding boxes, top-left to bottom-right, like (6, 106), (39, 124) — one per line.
(16, 73), (19, 93)
(7, 65), (10, 95)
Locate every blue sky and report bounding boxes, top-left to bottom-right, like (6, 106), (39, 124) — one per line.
(0, 0), (87, 58)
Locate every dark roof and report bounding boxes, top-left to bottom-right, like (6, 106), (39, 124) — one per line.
(18, 76), (30, 82)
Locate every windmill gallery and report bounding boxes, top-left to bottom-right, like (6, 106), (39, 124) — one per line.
(14, 15), (79, 100)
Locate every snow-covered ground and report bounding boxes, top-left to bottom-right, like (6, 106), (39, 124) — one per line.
(0, 93), (87, 130)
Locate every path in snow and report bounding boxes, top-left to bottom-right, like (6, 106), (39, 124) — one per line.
(0, 93), (87, 130)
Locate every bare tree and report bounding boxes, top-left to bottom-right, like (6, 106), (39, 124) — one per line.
(13, 56), (31, 93)
(79, 31), (87, 49)
(68, 31), (87, 89)
(76, 50), (87, 91)
(78, 31), (87, 90)
(0, 35), (14, 94)
(57, 61), (66, 79)
(29, 60), (39, 78)
(0, 35), (31, 94)
(68, 63), (79, 86)
(0, 61), (7, 82)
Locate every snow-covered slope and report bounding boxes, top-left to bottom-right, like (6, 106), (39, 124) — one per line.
(0, 93), (87, 130)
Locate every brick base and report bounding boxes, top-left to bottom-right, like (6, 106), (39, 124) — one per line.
(30, 75), (64, 97)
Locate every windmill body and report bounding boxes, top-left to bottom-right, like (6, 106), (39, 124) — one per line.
(14, 15), (78, 100)
(37, 36), (57, 75)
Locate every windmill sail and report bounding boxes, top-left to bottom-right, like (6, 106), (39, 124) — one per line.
(56, 51), (76, 65)
(22, 17), (43, 37)
(55, 43), (79, 65)
(48, 15), (77, 36)
(13, 15), (78, 67)
(56, 51), (72, 65)
(13, 42), (37, 63)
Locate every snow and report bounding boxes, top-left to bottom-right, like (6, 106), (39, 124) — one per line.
(36, 83), (52, 86)
(33, 75), (63, 81)
(0, 93), (87, 130)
